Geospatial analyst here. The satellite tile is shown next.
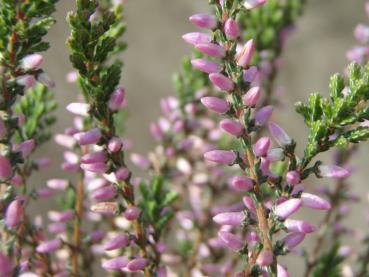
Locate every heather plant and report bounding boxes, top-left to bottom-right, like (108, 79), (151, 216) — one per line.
(1, 0), (369, 277)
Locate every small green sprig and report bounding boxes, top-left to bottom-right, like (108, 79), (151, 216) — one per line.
(15, 83), (57, 145)
(296, 63), (369, 169)
(311, 244), (345, 277)
(173, 53), (210, 107)
(0, 0), (58, 274)
(139, 176), (178, 240)
(68, 0), (126, 122)
(239, 0), (305, 63)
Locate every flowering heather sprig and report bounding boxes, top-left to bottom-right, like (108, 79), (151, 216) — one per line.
(67, 0), (161, 275)
(184, 0), (369, 276)
(0, 0), (58, 274)
(135, 0), (307, 274)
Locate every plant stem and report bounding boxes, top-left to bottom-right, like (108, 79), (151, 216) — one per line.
(243, 148), (275, 276)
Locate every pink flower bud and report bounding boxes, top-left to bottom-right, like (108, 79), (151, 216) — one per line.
(354, 24), (369, 44)
(64, 151), (79, 164)
(124, 207), (141, 221)
(91, 185), (116, 200)
(268, 122), (292, 147)
(62, 162), (79, 172)
(17, 139), (35, 158)
(286, 171), (300, 185)
(54, 134), (76, 149)
(242, 196), (256, 213)
(237, 39), (255, 68)
(80, 163), (108, 173)
(246, 230), (260, 247)
(182, 32), (212, 46)
(218, 231), (243, 250)
(254, 106), (273, 126)
(5, 199), (23, 228)
(108, 87), (125, 111)
(36, 188), (53, 198)
(219, 119), (243, 137)
(224, 18), (239, 40)
(90, 230), (105, 243)
(209, 73), (234, 91)
(229, 176), (253, 191)
(66, 103), (90, 117)
(48, 223), (66, 234)
(90, 202), (118, 215)
(108, 137), (123, 152)
(115, 167), (130, 181)
(16, 75), (36, 88)
(243, 66), (258, 83)
(81, 151), (107, 164)
(243, 0), (267, 9)
(35, 158), (52, 169)
(243, 86), (261, 106)
(256, 250), (273, 266)
(253, 137), (270, 157)
(48, 210), (74, 222)
(191, 59), (222, 74)
(282, 232), (305, 250)
(104, 234), (130, 251)
(21, 54), (43, 70)
(196, 43), (225, 58)
(301, 193), (331, 210)
(275, 199), (302, 219)
(318, 165), (350, 179)
(284, 219), (316, 234)
(0, 252), (12, 277)
(346, 46), (369, 64)
(130, 153), (150, 169)
(204, 150), (236, 165)
(36, 239), (61, 253)
(126, 258), (148, 272)
(0, 156), (12, 180)
(277, 264), (289, 277)
(102, 256), (129, 270)
(200, 97), (229, 114)
(47, 179), (68, 190)
(150, 123), (164, 141)
(10, 175), (22, 186)
(173, 120), (185, 132)
(189, 13), (217, 29)
(213, 212), (245, 226)
(66, 71), (78, 83)
(74, 128), (102, 145)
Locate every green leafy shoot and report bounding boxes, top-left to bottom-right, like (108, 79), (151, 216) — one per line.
(15, 83), (57, 146)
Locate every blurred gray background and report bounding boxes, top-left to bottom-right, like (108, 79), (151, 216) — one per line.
(34, 0), (368, 275)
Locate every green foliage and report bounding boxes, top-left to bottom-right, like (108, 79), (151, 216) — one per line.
(15, 83), (57, 145)
(239, 0), (305, 63)
(139, 176), (178, 233)
(0, 0), (58, 62)
(296, 63), (369, 165)
(67, 0), (126, 121)
(312, 244), (345, 277)
(0, 0), (58, 111)
(57, 186), (76, 211)
(172, 53), (210, 107)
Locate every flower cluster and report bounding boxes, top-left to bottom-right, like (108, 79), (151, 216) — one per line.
(1, 0), (369, 276)
(183, 0), (368, 276)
